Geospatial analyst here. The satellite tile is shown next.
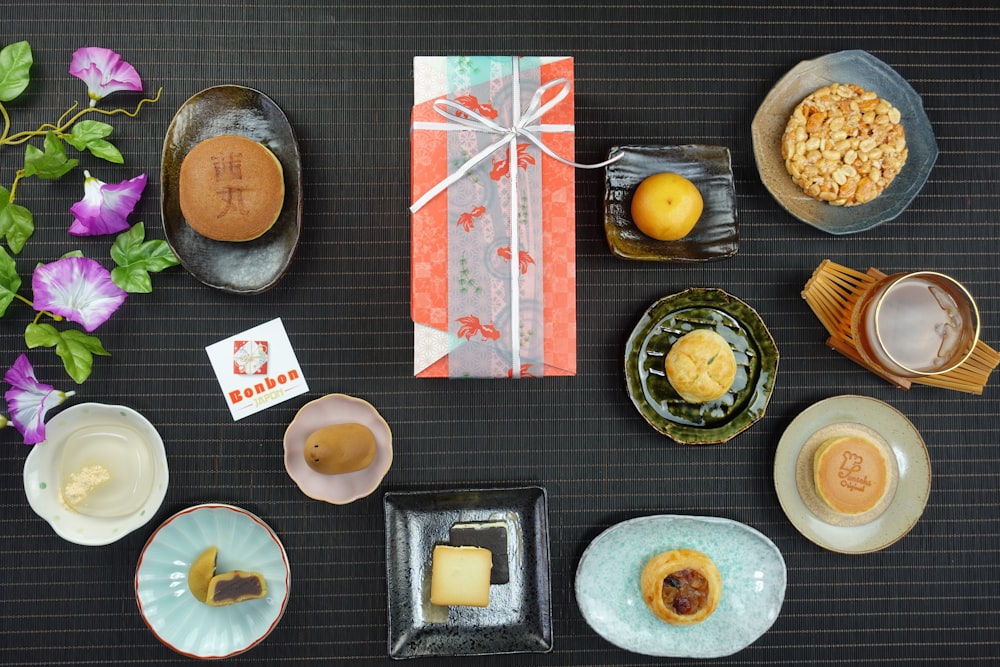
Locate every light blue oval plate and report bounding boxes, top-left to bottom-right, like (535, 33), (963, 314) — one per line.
(575, 515), (786, 658)
(135, 504), (290, 659)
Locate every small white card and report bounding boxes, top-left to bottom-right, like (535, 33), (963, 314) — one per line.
(205, 317), (309, 420)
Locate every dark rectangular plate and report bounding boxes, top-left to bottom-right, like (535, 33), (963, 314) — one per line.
(383, 487), (552, 659)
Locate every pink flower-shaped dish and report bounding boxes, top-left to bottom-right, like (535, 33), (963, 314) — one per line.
(283, 394), (392, 504)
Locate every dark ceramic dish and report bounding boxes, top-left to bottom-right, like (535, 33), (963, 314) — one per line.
(604, 144), (738, 262)
(751, 50), (938, 235)
(161, 85), (303, 294)
(383, 487), (552, 659)
(625, 288), (779, 445)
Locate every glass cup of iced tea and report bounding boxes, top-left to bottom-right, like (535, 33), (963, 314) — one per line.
(851, 271), (980, 378)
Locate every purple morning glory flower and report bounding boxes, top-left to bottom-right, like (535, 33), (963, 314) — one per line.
(4, 354), (74, 445)
(69, 47), (143, 107)
(32, 257), (128, 332)
(69, 171), (147, 236)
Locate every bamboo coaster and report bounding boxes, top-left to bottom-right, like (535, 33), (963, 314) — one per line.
(802, 260), (1000, 394)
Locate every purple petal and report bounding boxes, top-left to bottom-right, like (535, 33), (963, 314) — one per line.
(69, 47), (143, 106)
(69, 172), (147, 236)
(4, 354), (68, 445)
(32, 257), (128, 332)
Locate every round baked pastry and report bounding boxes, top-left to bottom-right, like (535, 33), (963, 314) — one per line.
(781, 82), (907, 206)
(179, 134), (285, 242)
(665, 329), (737, 403)
(814, 434), (892, 515)
(640, 548), (722, 626)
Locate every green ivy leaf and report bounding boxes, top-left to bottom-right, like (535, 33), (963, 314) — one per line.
(110, 222), (180, 293)
(65, 121), (123, 163)
(23, 132), (77, 179)
(0, 186), (34, 253)
(24, 321), (61, 348)
(85, 139), (124, 164)
(0, 245), (22, 316)
(67, 119), (114, 143)
(24, 322), (109, 384)
(0, 41), (32, 102)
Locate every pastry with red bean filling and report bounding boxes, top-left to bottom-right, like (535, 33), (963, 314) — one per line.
(640, 548), (722, 626)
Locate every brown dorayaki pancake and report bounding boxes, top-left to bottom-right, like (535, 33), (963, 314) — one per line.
(179, 134), (285, 242)
(795, 421), (899, 527)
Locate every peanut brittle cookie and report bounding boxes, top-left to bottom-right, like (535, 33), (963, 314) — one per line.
(781, 83), (907, 206)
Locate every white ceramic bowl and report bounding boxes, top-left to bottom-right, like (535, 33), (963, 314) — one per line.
(135, 504), (290, 659)
(283, 394), (392, 504)
(23, 403), (168, 546)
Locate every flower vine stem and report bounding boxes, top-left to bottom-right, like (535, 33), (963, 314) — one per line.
(8, 169), (25, 202)
(0, 101), (11, 145)
(14, 295), (62, 322)
(0, 87), (163, 147)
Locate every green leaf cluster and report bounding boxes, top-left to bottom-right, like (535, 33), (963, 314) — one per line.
(0, 40), (145, 255)
(0, 40), (169, 386)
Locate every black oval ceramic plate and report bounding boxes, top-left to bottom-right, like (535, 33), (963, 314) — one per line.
(161, 85), (302, 294)
(625, 288), (779, 444)
(751, 50), (938, 235)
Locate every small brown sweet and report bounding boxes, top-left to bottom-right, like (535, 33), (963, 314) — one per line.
(187, 546), (218, 603)
(640, 548), (722, 626)
(665, 329), (737, 403)
(205, 570), (267, 606)
(814, 435), (891, 515)
(179, 134), (284, 242)
(303, 423), (377, 475)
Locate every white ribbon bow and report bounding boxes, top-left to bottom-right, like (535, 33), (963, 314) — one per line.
(410, 57), (621, 377)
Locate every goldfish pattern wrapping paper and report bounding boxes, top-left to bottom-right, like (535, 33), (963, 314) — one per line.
(410, 56), (576, 378)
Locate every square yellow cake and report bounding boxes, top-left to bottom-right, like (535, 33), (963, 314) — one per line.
(429, 545), (492, 607)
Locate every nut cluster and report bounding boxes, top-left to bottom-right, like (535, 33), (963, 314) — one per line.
(781, 83), (908, 206)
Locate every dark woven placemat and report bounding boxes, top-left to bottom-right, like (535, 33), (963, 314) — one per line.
(2, 2), (998, 665)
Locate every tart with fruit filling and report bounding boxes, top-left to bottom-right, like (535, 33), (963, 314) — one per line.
(640, 548), (722, 626)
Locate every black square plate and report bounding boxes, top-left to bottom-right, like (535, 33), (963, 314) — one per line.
(383, 487), (552, 659)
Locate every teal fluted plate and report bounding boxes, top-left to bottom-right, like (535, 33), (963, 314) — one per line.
(135, 504), (290, 659)
(625, 288), (778, 444)
(575, 515), (786, 658)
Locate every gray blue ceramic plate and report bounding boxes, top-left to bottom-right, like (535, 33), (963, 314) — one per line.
(773, 395), (931, 554)
(575, 515), (786, 658)
(161, 85), (303, 293)
(751, 50), (938, 234)
(625, 288), (779, 444)
(383, 487), (552, 659)
(604, 144), (738, 261)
